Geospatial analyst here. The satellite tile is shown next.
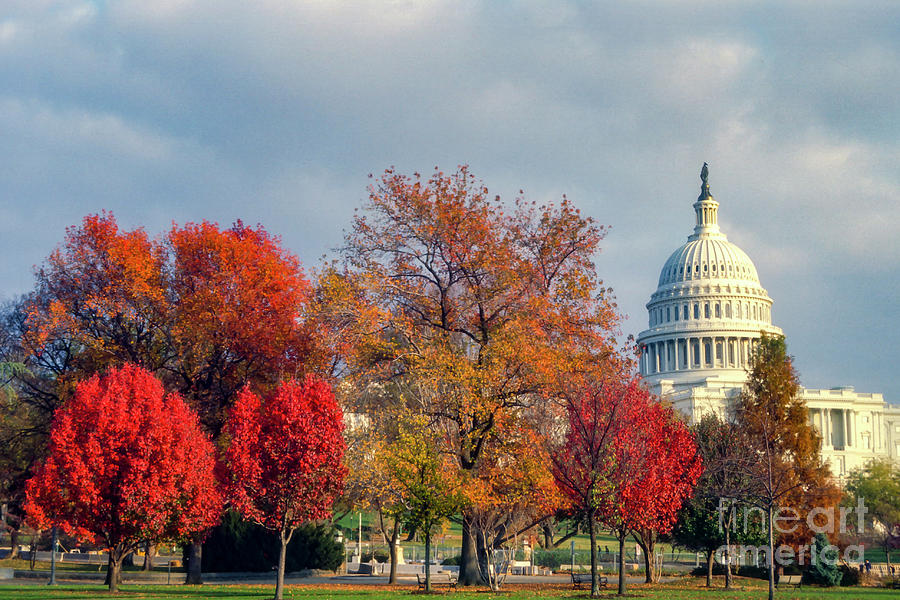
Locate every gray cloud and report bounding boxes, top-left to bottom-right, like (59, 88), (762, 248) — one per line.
(1, 0), (897, 400)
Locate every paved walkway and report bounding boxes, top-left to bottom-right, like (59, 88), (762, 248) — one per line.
(8, 570), (660, 587)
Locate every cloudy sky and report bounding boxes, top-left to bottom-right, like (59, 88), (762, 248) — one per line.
(2, 1), (898, 401)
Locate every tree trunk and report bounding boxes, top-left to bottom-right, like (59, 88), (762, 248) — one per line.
(107, 552), (123, 593)
(8, 528), (19, 560)
(617, 529), (627, 596)
(640, 540), (652, 583)
(29, 531), (38, 570)
(542, 522), (554, 549)
(724, 518), (733, 589)
(185, 539), (203, 585)
(767, 504), (775, 600)
(388, 519), (399, 585)
(588, 514), (599, 597)
(275, 530), (289, 600)
(885, 543), (892, 574)
(635, 530), (656, 583)
(424, 530), (432, 593)
(458, 514), (484, 585)
(142, 541), (155, 571)
(706, 549), (714, 587)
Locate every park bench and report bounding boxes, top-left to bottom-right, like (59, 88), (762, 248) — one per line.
(571, 572), (607, 589)
(417, 573), (457, 590)
(776, 574), (801, 589)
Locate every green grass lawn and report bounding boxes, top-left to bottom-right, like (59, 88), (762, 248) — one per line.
(0, 579), (897, 600)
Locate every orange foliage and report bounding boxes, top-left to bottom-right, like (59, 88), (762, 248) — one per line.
(25, 213), (316, 433)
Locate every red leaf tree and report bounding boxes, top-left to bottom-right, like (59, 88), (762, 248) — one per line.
(552, 376), (701, 597)
(24, 213), (318, 583)
(24, 364), (222, 592)
(223, 375), (346, 600)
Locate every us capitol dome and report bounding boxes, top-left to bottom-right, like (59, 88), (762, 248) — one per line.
(636, 164), (900, 476)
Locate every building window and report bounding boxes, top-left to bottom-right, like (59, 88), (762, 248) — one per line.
(683, 305), (689, 320)
(704, 303), (710, 319)
(704, 342), (712, 365)
(674, 306), (679, 321)
(736, 303), (742, 318)
(666, 307), (671, 322)
(694, 304), (700, 319)
(715, 303), (721, 318)
(693, 342), (700, 365)
(725, 303), (732, 318)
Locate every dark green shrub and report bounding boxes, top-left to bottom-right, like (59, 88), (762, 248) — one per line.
(202, 511), (344, 573)
(838, 564), (860, 586)
(440, 555), (461, 566)
(805, 534), (842, 587)
(533, 549), (572, 570)
(689, 563), (768, 580)
(360, 549), (390, 563)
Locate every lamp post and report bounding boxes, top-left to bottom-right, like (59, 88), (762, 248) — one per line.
(48, 526), (58, 586)
(570, 539), (575, 576)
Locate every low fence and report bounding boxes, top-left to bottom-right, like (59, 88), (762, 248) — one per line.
(345, 544), (701, 573)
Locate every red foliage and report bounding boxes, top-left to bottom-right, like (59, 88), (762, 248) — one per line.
(223, 375), (347, 533)
(23, 364), (222, 590)
(552, 375), (702, 534)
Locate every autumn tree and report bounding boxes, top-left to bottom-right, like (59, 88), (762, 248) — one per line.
(386, 416), (465, 592)
(670, 414), (755, 588)
(844, 458), (900, 571)
(553, 377), (701, 595)
(340, 166), (621, 584)
(23, 213), (316, 583)
(340, 379), (414, 584)
(223, 375), (346, 600)
(629, 405), (701, 584)
(465, 422), (562, 591)
(552, 376), (700, 596)
(551, 378), (628, 597)
(736, 333), (836, 600)
(24, 364), (222, 593)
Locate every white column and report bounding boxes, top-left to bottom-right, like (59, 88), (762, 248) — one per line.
(673, 339), (680, 371)
(845, 410), (853, 448)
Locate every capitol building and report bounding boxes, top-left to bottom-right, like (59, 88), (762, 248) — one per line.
(636, 165), (900, 477)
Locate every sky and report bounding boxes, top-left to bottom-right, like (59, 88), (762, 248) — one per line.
(1, 1), (898, 402)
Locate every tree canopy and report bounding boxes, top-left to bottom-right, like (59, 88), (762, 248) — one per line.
(24, 364), (221, 592)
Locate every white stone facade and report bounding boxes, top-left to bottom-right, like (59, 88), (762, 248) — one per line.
(636, 166), (900, 477)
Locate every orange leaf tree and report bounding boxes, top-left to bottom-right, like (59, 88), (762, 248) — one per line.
(24, 364), (221, 593)
(23, 213), (315, 582)
(340, 166), (622, 584)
